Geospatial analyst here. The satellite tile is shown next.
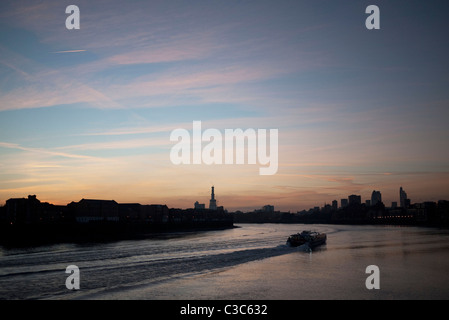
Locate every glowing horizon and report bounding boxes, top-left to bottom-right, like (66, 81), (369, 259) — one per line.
(1, 1), (449, 212)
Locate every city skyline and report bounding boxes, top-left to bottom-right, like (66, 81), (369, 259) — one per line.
(0, 185), (439, 214)
(1, 1), (449, 212)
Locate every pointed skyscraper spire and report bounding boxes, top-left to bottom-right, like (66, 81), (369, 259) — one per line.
(209, 186), (217, 210)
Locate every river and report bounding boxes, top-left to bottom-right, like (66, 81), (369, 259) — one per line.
(1, 224), (449, 300)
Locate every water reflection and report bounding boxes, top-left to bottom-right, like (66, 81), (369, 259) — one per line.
(1, 224), (449, 299)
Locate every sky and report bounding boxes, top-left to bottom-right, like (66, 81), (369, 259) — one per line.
(0, 0), (448, 212)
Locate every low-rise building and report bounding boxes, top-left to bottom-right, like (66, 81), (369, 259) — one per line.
(68, 199), (119, 223)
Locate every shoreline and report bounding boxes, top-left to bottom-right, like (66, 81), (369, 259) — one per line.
(0, 221), (235, 247)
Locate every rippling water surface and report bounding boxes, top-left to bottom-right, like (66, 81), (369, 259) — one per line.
(1, 224), (449, 299)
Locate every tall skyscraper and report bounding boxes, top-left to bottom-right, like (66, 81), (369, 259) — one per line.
(371, 190), (382, 206)
(400, 187), (408, 208)
(332, 200), (338, 210)
(209, 186), (217, 210)
(348, 194), (361, 206)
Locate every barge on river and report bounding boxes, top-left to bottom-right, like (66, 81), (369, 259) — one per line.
(286, 230), (327, 248)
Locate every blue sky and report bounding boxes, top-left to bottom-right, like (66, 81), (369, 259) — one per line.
(1, 0), (449, 211)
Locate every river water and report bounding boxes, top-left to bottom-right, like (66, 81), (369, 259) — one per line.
(1, 223), (449, 300)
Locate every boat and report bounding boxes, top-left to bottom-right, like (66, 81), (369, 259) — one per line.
(286, 230), (327, 248)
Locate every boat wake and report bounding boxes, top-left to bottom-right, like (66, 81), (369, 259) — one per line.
(0, 224), (329, 299)
(296, 243), (312, 252)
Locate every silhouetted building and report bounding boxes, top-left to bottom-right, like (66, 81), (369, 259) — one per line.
(404, 198), (411, 208)
(0, 205), (5, 224)
(194, 201), (205, 210)
(332, 200), (338, 210)
(41, 202), (67, 223)
(322, 204), (332, 213)
(348, 195), (361, 206)
(371, 190), (382, 206)
(341, 199), (348, 208)
(119, 203), (143, 222)
(143, 204), (169, 223)
(438, 200), (449, 225)
(0, 195), (233, 245)
(254, 205), (275, 214)
(118, 203), (170, 224)
(3, 195), (67, 225)
(391, 201), (398, 209)
(68, 199), (119, 223)
(400, 187), (410, 208)
(366, 200), (371, 206)
(5, 195), (41, 225)
(209, 186), (217, 210)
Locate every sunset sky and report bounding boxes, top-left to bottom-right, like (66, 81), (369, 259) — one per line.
(1, 0), (448, 211)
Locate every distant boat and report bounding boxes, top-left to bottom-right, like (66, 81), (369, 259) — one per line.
(286, 230), (327, 248)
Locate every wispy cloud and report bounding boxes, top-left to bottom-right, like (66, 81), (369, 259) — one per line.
(1, 0), (449, 210)
(0, 141), (102, 160)
(55, 137), (168, 152)
(0, 47), (124, 111)
(51, 50), (87, 54)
